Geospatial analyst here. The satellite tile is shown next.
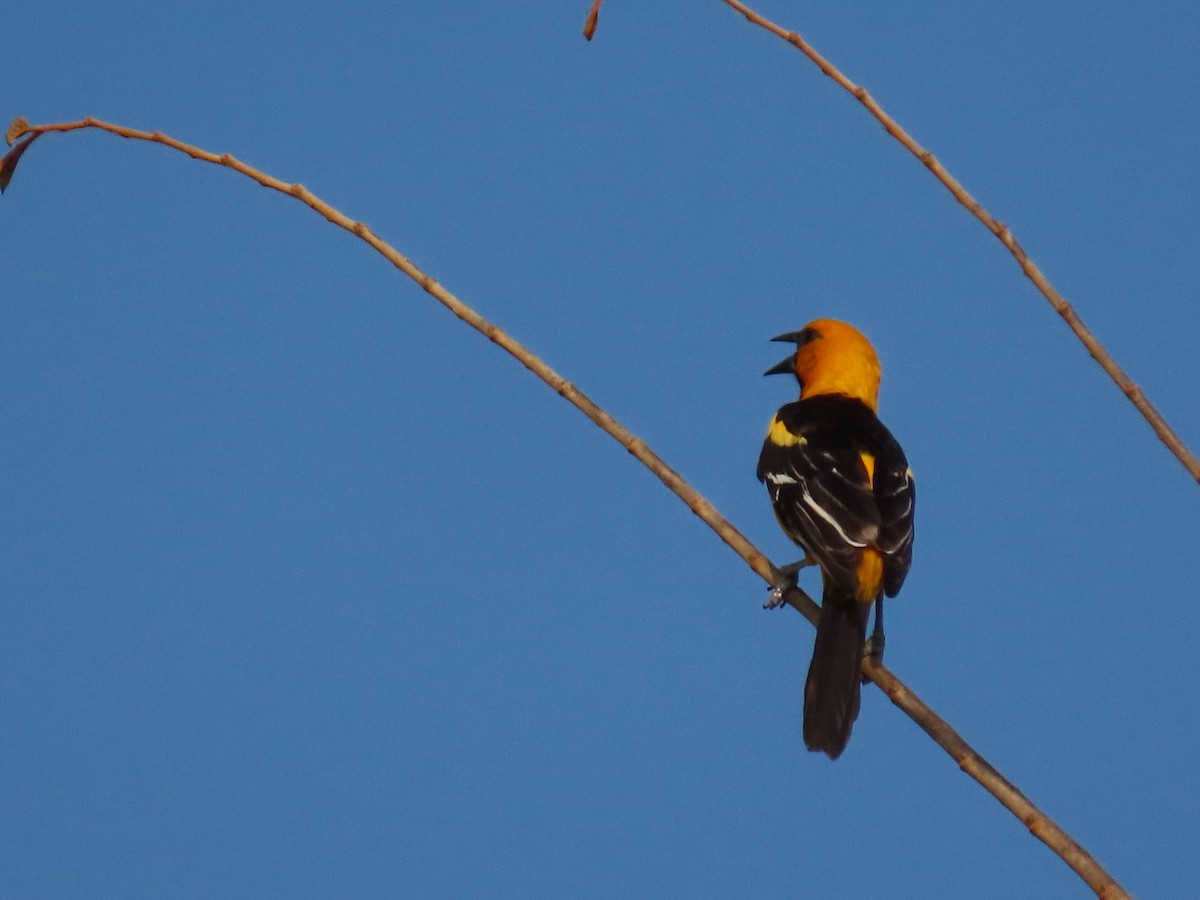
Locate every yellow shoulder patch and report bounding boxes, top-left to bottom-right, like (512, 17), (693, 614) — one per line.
(766, 417), (806, 447)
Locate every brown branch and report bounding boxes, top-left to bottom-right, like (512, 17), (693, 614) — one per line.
(718, 0), (1200, 487)
(582, 0), (604, 41)
(5, 117), (1129, 899)
(864, 656), (1128, 899)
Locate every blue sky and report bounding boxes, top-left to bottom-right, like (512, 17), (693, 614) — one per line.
(4, 2), (1198, 897)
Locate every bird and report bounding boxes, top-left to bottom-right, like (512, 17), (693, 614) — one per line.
(757, 319), (915, 759)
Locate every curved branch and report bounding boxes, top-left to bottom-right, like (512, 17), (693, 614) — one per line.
(717, 0), (1199, 487)
(4, 117), (1129, 899)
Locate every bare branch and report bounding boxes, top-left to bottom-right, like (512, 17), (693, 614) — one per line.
(864, 656), (1129, 899)
(5, 117), (1130, 899)
(717, 0), (1200, 486)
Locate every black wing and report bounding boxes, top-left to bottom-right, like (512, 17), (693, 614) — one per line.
(757, 395), (914, 597)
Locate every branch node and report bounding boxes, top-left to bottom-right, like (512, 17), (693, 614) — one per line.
(6, 117), (31, 146)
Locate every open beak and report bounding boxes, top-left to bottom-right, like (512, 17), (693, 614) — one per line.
(764, 354), (795, 377)
(765, 331), (808, 376)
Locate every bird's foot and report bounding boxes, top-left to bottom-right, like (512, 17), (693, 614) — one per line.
(862, 632), (885, 682)
(866, 631), (885, 660)
(764, 556), (814, 609)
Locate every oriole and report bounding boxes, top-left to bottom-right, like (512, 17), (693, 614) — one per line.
(757, 319), (915, 759)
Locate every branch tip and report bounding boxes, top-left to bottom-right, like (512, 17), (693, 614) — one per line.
(0, 131), (41, 194)
(582, 0), (602, 40)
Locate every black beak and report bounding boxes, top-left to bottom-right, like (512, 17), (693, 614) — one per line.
(765, 330), (810, 376)
(764, 354), (795, 377)
(770, 330), (810, 344)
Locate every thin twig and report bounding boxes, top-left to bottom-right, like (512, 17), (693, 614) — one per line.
(583, 0), (604, 40)
(5, 117), (1129, 899)
(718, 0), (1199, 487)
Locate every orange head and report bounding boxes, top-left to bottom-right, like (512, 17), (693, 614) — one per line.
(764, 319), (882, 410)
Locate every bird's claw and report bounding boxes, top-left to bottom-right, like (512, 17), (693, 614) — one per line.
(861, 633), (885, 683)
(866, 632), (885, 660)
(764, 583), (789, 610)
(763, 556), (814, 610)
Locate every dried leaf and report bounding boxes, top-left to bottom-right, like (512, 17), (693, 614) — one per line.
(6, 117), (31, 147)
(0, 133), (40, 194)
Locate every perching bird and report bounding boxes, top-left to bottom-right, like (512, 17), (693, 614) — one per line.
(757, 319), (915, 759)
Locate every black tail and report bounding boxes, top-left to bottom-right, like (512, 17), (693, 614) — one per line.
(803, 586), (870, 759)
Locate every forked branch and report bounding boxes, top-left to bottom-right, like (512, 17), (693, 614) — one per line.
(2, 117), (1129, 899)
